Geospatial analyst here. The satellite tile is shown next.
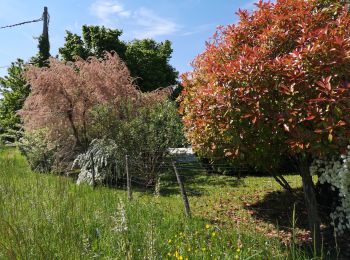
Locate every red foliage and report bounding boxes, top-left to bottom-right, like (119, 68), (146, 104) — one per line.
(180, 0), (350, 168)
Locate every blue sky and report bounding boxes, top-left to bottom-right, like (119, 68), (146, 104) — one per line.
(0, 0), (257, 78)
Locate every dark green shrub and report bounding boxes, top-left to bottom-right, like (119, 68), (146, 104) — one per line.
(76, 100), (185, 186)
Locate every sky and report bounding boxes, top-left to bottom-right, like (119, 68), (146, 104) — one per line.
(0, 0), (258, 78)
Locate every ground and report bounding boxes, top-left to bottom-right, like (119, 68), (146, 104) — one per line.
(0, 147), (342, 259)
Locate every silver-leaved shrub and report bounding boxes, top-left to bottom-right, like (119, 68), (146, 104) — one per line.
(310, 147), (350, 234)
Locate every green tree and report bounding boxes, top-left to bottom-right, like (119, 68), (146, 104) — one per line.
(32, 34), (50, 67)
(59, 25), (178, 92)
(125, 39), (178, 92)
(31, 14), (50, 67)
(59, 25), (126, 61)
(58, 31), (90, 61)
(0, 59), (30, 142)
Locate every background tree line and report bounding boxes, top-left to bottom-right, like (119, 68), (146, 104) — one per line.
(0, 25), (179, 143)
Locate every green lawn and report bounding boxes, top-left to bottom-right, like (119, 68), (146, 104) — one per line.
(0, 147), (326, 259)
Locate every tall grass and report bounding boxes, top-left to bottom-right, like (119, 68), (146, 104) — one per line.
(0, 148), (316, 259)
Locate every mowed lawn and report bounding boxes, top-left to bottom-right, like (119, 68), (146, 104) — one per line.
(0, 147), (325, 259)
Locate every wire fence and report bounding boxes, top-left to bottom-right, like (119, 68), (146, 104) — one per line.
(83, 151), (300, 187)
(80, 151), (305, 223)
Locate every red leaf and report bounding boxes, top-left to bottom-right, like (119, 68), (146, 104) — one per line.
(305, 115), (316, 121)
(241, 114), (252, 118)
(280, 85), (290, 94)
(337, 120), (346, 126)
(316, 77), (331, 91)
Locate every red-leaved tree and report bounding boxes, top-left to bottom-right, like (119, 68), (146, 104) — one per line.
(180, 0), (350, 249)
(19, 53), (163, 160)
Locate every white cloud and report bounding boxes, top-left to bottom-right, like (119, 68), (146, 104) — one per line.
(65, 21), (83, 33)
(90, 0), (180, 38)
(181, 23), (215, 37)
(132, 8), (180, 38)
(90, 0), (131, 24)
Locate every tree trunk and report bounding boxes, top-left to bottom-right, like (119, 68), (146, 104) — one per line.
(269, 170), (294, 194)
(297, 157), (321, 254)
(67, 108), (81, 147)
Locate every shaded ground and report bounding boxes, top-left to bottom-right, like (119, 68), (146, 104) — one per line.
(160, 168), (244, 197)
(245, 187), (350, 259)
(246, 188), (308, 230)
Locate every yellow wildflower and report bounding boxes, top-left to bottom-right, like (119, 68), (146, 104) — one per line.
(168, 239), (172, 244)
(236, 248), (241, 253)
(205, 224), (210, 229)
(212, 232), (216, 237)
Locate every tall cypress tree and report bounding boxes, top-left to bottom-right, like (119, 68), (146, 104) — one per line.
(31, 7), (50, 67)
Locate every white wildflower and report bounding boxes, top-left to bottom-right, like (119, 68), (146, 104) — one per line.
(111, 199), (128, 233)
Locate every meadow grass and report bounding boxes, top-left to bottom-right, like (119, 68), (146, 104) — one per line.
(0, 147), (321, 259)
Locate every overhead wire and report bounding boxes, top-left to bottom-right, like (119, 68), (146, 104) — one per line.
(0, 17), (43, 29)
(0, 15), (44, 76)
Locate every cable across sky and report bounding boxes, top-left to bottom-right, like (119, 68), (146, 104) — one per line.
(0, 17), (43, 30)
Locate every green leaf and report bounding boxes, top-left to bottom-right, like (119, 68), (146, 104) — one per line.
(328, 133), (333, 142)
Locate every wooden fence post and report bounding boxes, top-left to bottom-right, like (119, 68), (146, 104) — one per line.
(90, 153), (96, 189)
(172, 161), (191, 218)
(125, 155), (132, 201)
